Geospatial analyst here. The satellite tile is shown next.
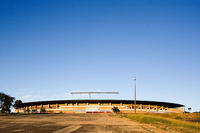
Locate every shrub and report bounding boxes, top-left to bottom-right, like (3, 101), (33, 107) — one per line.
(26, 108), (30, 113)
(40, 108), (46, 113)
(59, 111), (63, 114)
(112, 107), (120, 113)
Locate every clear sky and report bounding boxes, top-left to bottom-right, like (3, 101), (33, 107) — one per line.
(0, 0), (200, 112)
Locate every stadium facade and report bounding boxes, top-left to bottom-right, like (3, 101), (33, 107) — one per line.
(15, 99), (184, 113)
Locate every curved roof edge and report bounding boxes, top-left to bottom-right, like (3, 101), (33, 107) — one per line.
(22, 99), (184, 108)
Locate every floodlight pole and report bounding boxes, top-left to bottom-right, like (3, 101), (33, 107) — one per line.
(71, 92), (119, 99)
(134, 75), (136, 113)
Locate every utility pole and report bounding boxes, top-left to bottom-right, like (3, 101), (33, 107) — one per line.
(89, 93), (91, 99)
(134, 75), (136, 113)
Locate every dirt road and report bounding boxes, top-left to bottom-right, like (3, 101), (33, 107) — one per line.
(0, 114), (170, 133)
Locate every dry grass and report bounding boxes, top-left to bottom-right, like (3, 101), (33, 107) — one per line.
(147, 112), (200, 121)
(124, 113), (200, 133)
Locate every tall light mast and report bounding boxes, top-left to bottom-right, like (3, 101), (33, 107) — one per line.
(134, 75), (136, 113)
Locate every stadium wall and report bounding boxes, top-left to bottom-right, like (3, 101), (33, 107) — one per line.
(15, 100), (184, 113)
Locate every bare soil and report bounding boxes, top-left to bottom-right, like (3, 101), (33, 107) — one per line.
(0, 113), (173, 133)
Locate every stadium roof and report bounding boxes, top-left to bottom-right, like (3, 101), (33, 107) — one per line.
(22, 99), (184, 108)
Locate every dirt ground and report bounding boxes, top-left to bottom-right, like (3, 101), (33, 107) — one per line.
(0, 113), (172, 133)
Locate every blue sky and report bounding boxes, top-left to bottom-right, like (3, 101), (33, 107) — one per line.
(0, 0), (200, 112)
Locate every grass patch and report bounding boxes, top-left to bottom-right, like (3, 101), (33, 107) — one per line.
(0, 113), (8, 116)
(124, 113), (200, 133)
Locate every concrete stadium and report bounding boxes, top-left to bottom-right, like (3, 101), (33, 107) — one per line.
(15, 99), (184, 113)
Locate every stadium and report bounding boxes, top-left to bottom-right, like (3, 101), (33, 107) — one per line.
(15, 91), (184, 113)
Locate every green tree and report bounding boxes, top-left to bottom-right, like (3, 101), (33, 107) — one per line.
(0, 92), (15, 113)
(13, 100), (23, 109)
(112, 106), (120, 113)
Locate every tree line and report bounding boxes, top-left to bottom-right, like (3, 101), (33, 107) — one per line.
(0, 92), (22, 113)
